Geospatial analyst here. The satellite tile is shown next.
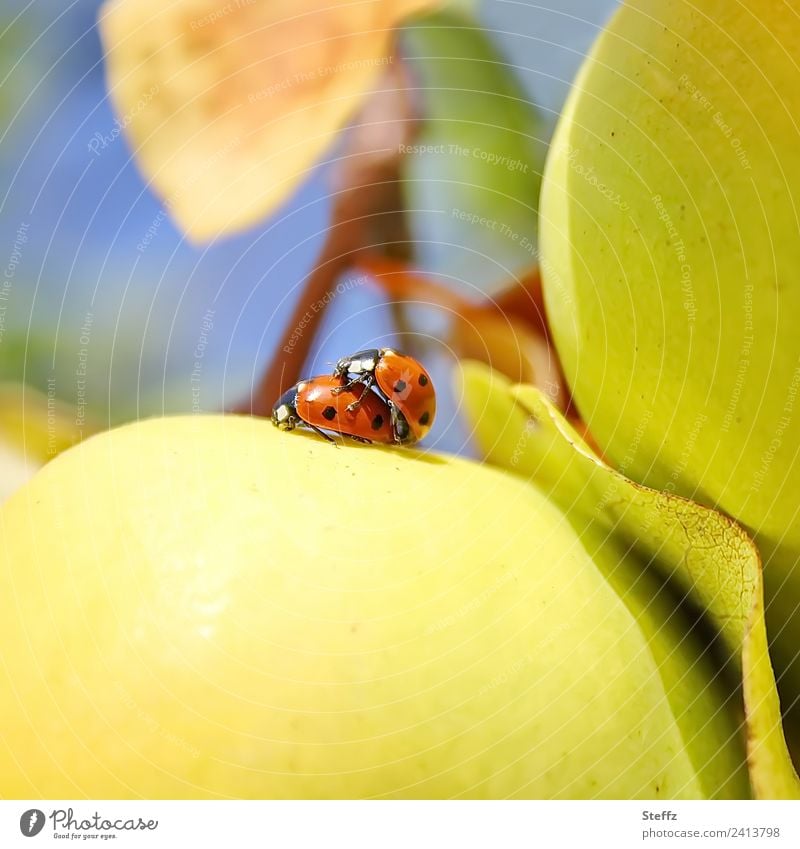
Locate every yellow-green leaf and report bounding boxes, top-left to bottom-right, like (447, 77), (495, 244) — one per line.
(461, 361), (800, 799)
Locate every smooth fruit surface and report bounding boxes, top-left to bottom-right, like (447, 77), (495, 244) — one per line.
(0, 415), (747, 798)
(540, 0), (800, 718)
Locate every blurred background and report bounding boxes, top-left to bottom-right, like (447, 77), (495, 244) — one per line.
(0, 0), (618, 458)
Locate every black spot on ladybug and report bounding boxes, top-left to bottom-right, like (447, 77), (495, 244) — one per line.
(394, 379), (407, 394)
(419, 411), (430, 426)
(322, 406), (337, 421)
(371, 414), (384, 431)
(418, 374), (428, 387)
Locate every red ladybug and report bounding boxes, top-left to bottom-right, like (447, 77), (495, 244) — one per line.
(332, 348), (436, 442)
(271, 374), (412, 445)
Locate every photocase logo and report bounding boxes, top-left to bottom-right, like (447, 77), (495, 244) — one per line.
(19, 809), (45, 837)
(14, 807), (159, 839)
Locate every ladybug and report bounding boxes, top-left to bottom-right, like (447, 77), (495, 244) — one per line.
(332, 348), (436, 442)
(272, 374), (413, 445)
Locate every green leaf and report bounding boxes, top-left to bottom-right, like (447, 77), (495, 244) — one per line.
(400, 10), (546, 295)
(0, 15), (39, 133)
(460, 361), (800, 799)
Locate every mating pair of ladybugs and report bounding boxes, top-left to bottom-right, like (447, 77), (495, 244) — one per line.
(272, 348), (435, 446)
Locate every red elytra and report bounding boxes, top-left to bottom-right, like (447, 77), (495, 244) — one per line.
(333, 348), (436, 442)
(272, 374), (399, 444)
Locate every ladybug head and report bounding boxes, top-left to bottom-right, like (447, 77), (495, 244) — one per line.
(271, 386), (300, 431)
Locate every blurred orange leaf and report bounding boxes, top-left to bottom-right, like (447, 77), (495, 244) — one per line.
(99, 0), (439, 241)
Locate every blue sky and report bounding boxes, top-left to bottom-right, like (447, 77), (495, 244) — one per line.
(0, 0), (618, 450)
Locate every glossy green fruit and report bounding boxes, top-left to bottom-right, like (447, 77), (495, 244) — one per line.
(0, 416), (747, 798)
(540, 0), (800, 726)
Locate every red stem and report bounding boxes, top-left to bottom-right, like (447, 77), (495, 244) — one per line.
(236, 161), (410, 417)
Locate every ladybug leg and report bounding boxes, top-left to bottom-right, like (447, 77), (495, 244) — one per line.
(347, 434), (372, 445)
(330, 373), (367, 394)
(389, 403), (412, 445)
(307, 423), (338, 445)
(344, 375), (375, 412)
